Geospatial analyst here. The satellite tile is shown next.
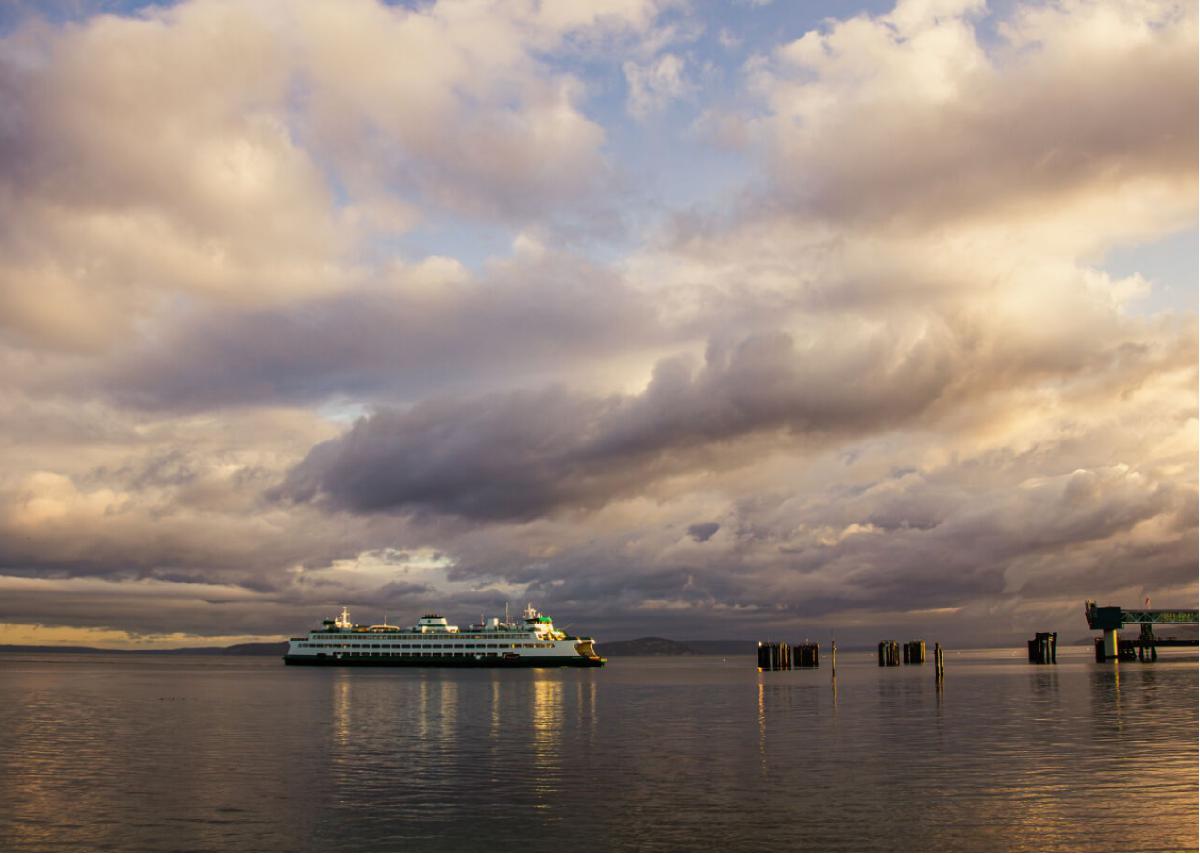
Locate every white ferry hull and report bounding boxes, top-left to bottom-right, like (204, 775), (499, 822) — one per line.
(283, 652), (604, 668)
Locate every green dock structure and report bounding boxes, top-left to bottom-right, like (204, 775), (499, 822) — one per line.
(1085, 601), (1199, 662)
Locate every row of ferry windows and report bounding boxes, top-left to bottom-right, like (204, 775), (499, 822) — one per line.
(319, 652), (504, 658)
(300, 642), (555, 649)
(312, 634), (536, 640)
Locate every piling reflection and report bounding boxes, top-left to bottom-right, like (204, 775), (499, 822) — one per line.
(756, 680), (767, 773)
(1088, 661), (1125, 738)
(1028, 669), (1060, 698)
(576, 678), (598, 745)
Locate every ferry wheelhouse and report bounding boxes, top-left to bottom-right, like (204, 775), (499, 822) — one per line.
(283, 605), (605, 667)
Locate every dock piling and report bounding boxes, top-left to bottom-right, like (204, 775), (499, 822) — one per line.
(1137, 623), (1158, 662)
(1027, 632), (1057, 664)
(902, 640), (926, 664)
(758, 640), (818, 671)
(794, 642), (819, 668)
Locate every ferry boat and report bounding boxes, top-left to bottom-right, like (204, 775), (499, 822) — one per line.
(283, 604), (605, 667)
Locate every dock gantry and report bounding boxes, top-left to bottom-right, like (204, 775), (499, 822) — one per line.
(1085, 600), (1199, 662)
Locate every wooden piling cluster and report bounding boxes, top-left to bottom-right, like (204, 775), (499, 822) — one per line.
(757, 641), (820, 671)
(1027, 632), (1057, 664)
(878, 640), (900, 667)
(794, 642), (819, 668)
(757, 641), (790, 670)
(753, 637), (948, 679)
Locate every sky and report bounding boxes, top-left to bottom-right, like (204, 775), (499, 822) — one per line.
(0, 0), (1195, 649)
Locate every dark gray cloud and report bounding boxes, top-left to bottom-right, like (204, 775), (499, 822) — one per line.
(426, 457), (1196, 644)
(0, 443), (1193, 646)
(93, 252), (659, 410)
(273, 328), (957, 520)
(687, 522), (719, 542)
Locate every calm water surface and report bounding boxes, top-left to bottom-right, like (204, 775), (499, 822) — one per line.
(0, 647), (1195, 851)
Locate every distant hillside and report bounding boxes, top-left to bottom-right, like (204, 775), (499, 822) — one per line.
(679, 639), (757, 655)
(599, 637), (698, 656)
(211, 642), (290, 656)
(4, 638), (751, 657)
(0, 645), (121, 655)
(0, 641), (289, 656)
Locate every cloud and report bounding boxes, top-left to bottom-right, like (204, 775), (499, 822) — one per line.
(90, 248), (664, 411)
(0, 0), (671, 351)
(750, 0), (1197, 241)
(623, 52), (693, 117)
(420, 434), (1195, 644)
(0, 0), (1193, 647)
(273, 327), (962, 520)
(0, 2), (350, 351)
(274, 309), (1193, 525)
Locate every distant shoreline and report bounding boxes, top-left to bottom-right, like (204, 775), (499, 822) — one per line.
(4, 635), (1188, 657)
(0, 641), (290, 656)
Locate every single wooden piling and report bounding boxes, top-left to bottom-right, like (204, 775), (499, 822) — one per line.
(934, 642), (944, 680)
(831, 640), (837, 681)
